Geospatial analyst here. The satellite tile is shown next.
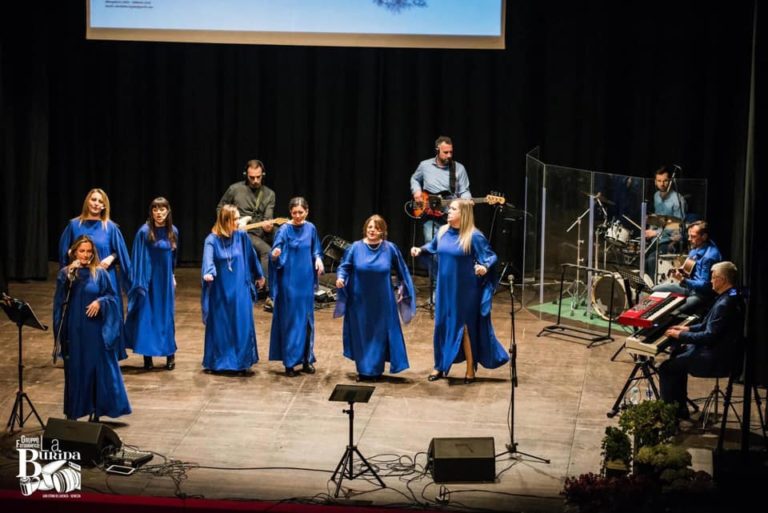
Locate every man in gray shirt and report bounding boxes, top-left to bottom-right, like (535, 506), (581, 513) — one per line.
(217, 159), (276, 298)
(410, 136), (471, 245)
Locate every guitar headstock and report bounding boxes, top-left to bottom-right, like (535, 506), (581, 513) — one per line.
(485, 191), (506, 206)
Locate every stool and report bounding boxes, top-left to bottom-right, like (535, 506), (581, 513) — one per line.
(699, 376), (736, 430)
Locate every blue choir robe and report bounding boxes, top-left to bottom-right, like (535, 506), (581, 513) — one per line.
(333, 240), (415, 376)
(268, 222), (322, 368)
(421, 227), (509, 372)
(59, 219), (132, 360)
(125, 224), (178, 357)
(53, 267), (131, 420)
(201, 230), (263, 371)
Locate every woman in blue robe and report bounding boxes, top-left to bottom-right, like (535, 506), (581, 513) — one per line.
(126, 197), (179, 371)
(201, 205), (265, 374)
(54, 235), (131, 421)
(334, 215), (415, 381)
(59, 188), (131, 360)
(411, 199), (509, 383)
(269, 197), (324, 377)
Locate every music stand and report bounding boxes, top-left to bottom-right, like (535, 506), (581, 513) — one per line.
(2, 294), (48, 432)
(328, 384), (384, 498)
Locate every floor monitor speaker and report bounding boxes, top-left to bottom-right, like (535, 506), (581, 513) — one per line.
(43, 418), (122, 467)
(428, 437), (495, 483)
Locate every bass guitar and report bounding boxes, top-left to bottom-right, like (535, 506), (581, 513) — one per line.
(410, 191), (506, 219)
(238, 217), (289, 232)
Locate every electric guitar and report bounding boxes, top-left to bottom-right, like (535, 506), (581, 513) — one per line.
(410, 191), (506, 219)
(238, 217), (289, 232)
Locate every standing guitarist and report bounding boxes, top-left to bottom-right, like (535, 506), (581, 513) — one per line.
(652, 220), (722, 314)
(410, 136), (471, 287)
(410, 136), (471, 243)
(217, 159), (276, 306)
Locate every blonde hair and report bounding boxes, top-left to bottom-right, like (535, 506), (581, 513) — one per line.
(78, 188), (111, 229)
(212, 204), (238, 238)
(362, 215), (388, 240)
(437, 199), (476, 254)
(67, 235), (101, 280)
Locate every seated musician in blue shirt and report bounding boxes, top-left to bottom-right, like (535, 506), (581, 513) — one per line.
(652, 220), (721, 314)
(658, 261), (744, 421)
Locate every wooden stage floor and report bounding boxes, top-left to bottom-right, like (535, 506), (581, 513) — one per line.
(0, 266), (756, 512)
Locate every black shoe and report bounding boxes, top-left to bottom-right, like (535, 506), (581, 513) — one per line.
(302, 362), (316, 374)
(143, 356), (154, 370)
(238, 369), (254, 377)
(427, 371), (444, 382)
(88, 415), (100, 423)
(463, 374), (476, 384)
(165, 355), (175, 371)
(285, 367), (298, 377)
(263, 297), (274, 312)
(356, 374), (377, 382)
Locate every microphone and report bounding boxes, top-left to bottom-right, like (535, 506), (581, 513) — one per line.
(67, 264), (78, 282)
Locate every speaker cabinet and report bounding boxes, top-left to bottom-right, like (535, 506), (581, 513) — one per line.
(43, 418), (122, 467)
(428, 437), (495, 483)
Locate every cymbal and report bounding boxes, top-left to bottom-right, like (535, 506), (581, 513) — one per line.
(580, 191), (615, 205)
(646, 214), (682, 226)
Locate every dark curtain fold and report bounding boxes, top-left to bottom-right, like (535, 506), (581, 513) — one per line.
(0, 1), (763, 376)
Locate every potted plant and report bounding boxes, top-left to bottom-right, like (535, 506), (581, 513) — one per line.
(634, 443), (691, 478)
(617, 399), (677, 455)
(601, 426), (631, 477)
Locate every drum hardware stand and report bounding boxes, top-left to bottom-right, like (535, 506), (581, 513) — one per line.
(562, 209), (590, 313)
(2, 294), (48, 432)
(538, 263), (616, 347)
(608, 268), (654, 362)
(497, 278), (550, 464)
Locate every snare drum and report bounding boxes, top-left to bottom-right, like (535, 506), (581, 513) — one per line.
(605, 221), (631, 248)
(591, 274), (627, 321)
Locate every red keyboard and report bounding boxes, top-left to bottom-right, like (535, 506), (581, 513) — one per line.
(617, 292), (685, 328)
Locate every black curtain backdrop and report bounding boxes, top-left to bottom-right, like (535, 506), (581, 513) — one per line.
(1, 2), (763, 378)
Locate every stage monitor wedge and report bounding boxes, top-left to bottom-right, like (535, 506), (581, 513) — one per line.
(428, 437), (496, 483)
(43, 418), (122, 467)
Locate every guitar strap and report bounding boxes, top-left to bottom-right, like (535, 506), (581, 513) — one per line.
(449, 160), (456, 195)
(253, 188), (264, 220)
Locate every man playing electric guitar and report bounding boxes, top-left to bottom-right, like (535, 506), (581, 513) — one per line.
(410, 136), (471, 244)
(652, 220), (722, 314)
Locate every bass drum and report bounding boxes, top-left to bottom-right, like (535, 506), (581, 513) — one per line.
(591, 274), (628, 321)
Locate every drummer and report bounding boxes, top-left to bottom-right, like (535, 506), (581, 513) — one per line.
(644, 166), (687, 276)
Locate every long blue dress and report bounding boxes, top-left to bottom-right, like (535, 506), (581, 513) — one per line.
(59, 219), (131, 360)
(201, 230), (263, 371)
(53, 267), (132, 420)
(420, 227), (509, 373)
(125, 224), (178, 357)
(334, 240), (415, 376)
(268, 222), (322, 368)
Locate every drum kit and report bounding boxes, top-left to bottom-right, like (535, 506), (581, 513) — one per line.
(566, 191), (686, 321)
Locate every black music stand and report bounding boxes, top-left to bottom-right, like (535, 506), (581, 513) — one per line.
(537, 264), (616, 347)
(2, 294), (48, 432)
(328, 384), (384, 498)
(609, 267), (654, 361)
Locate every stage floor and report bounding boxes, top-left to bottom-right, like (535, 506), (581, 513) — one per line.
(0, 266), (758, 512)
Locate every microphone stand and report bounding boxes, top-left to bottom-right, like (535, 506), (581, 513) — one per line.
(497, 277), (550, 463)
(53, 271), (76, 364)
